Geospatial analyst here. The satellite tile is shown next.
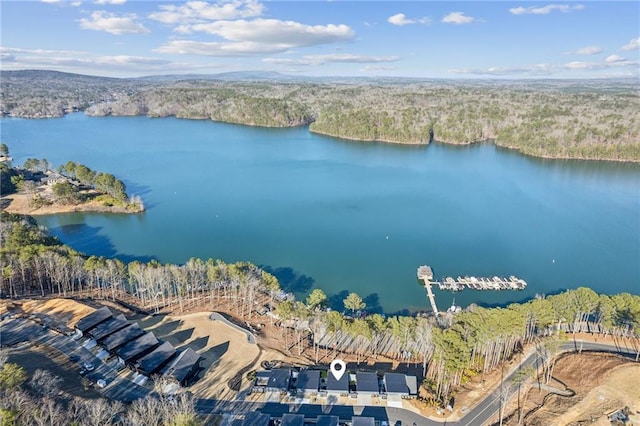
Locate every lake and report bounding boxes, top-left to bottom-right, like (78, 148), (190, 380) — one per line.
(2, 113), (639, 314)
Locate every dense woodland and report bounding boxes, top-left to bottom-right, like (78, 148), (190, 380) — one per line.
(0, 359), (201, 426)
(1, 211), (639, 403)
(2, 70), (639, 161)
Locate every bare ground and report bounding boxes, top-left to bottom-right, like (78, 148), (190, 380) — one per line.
(496, 353), (640, 426)
(1, 188), (141, 216)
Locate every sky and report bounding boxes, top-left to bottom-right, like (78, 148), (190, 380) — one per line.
(1, 0), (638, 79)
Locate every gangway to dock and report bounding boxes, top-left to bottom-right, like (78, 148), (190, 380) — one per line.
(417, 265), (527, 314)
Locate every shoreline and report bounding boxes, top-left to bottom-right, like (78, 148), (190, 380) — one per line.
(0, 193), (144, 216)
(309, 127), (640, 164)
(5, 111), (640, 163)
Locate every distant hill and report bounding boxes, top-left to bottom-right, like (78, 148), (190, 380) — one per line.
(2, 69), (639, 161)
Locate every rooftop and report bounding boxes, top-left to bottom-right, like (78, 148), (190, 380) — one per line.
(352, 417), (376, 426)
(101, 323), (145, 351)
(136, 341), (177, 376)
(116, 332), (159, 363)
(162, 347), (201, 384)
(281, 413), (304, 426)
(296, 369), (320, 391)
(75, 306), (113, 332)
(356, 372), (379, 394)
(384, 373), (409, 394)
(87, 314), (129, 341)
(267, 368), (291, 390)
(316, 415), (339, 426)
(326, 370), (349, 392)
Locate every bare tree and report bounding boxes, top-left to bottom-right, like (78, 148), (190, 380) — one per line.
(29, 369), (62, 397)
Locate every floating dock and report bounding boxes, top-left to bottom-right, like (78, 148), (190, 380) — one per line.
(418, 266), (526, 291)
(417, 265), (527, 315)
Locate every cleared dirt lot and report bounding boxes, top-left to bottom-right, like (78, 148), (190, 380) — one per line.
(137, 312), (260, 399)
(499, 353), (640, 426)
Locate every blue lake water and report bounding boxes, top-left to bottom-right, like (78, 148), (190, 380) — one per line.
(2, 113), (639, 314)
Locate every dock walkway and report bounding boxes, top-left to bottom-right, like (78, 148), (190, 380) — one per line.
(417, 266), (527, 292)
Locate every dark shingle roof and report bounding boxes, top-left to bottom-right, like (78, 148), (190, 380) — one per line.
(352, 417), (375, 426)
(281, 413), (304, 426)
(384, 373), (408, 394)
(101, 323), (145, 351)
(326, 370), (349, 392)
(75, 307), (113, 332)
(116, 332), (159, 363)
(162, 347), (201, 384)
(316, 415), (339, 426)
(267, 368), (291, 390)
(87, 314), (129, 341)
(136, 341), (177, 375)
(296, 369), (320, 391)
(356, 372), (379, 393)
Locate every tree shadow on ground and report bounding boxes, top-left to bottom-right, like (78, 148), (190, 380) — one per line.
(261, 265), (315, 294)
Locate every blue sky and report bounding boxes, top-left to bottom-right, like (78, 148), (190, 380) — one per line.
(1, 0), (638, 78)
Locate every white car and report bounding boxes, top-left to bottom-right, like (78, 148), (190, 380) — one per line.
(83, 362), (95, 371)
(96, 379), (107, 388)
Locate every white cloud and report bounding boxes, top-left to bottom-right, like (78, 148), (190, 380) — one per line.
(177, 19), (353, 43)
(149, 0), (264, 25)
(263, 54), (399, 66)
(564, 61), (604, 70)
(621, 37), (640, 51)
(361, 65), (398, 72)
(0, 46), (226, 77)
(441, 12), (476, 24)
(434, 55), (639, 76)
(155, 40), (288, 56)
(41, 0), (82, 6)
(387, 13), (430, 26)
(78, 11), (150, 35)
(605, 54), (625, 63)
(388, 13), (413, 26)
(509, 4), (584, 15)
(564, 58), (636, 70)
(94, 0), (126, 4)
(574, 45), (602, 55)
(450, 64), (552, 76)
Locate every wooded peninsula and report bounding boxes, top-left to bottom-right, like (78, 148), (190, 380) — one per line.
(2, 70), (639, 162)
(0, 148), (144, 215)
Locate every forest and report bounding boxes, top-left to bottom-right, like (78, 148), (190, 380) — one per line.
(0, 358), (201, 426)
(1, 211), (639, 404)
(2, 70), (639, 162)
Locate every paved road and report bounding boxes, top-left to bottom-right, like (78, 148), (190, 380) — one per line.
(3, 317), (636, 425)
(457, 340), (638, 426)
(195, 340), (638, 426)
(209, 312), (256, 344)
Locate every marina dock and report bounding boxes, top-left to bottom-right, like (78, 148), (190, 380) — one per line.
(417, 265), (527, 315)
(418, 266), (526, 291)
